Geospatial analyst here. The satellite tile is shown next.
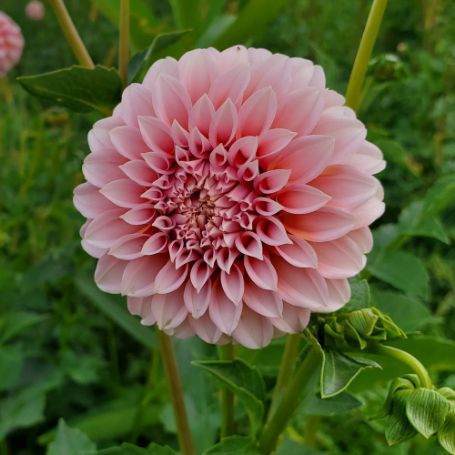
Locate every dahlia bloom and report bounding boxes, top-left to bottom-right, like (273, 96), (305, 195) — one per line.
(0, 12), (24, 77)
(25, 1), (45, 21)
(74, 46), (385, 349)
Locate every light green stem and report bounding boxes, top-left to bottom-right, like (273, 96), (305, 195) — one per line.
(345, 0), (388, 110)
(258, 347), (321, 455)
(374, 344), (433, 389)
(118, 0), (130, 85)
(158, 331), (195, 455)
(49, 0), (94, 68)
(218, 343), (236, 437)
(268, 334), (301, 418)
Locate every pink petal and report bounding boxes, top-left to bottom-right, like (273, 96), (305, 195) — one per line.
(232, 307), (273, 349)
(352, 141), (386, 175)
(257, 128), (297, 167)
(110, 126), (150, 160)
(189, 94), (215, 137)
(100, 179), (145, 208)
(145, 290), (188, 329)
(209, 282), (243, 335)
(121, 205), (156, 225)
(256, 216), (291, 246)
(283, 207), (355, 242)
(220, 264), (244, 304)
(271, 135), (335, 184)
(141, 231), (168, 255)
(273, 87), (324, 135)
(322, 278), (351, 313)
(243, 282), (283, 317)
(228, 136), (258, 167)
(255, 169), (291, 194)
(238, 86), (277, 136)
(154, 260), (189, 294)
(253, 197), (283, 216)
(138, 116), (174, 154)
(73, 183), (115, 218)
(347, 227), (373, 253)
(120, 160), (157, 186)
(235, 231), (263, 259)
(184, 279), (211, 318)
(127, 296), (147, 317)
(189, 313), (222, 344)
(94, 255), (127, 294)
(276, 184), (331, 214)
(143, 56), (179, 89)
(152, 75), (191, 127)
(83, 154), (125, 188)
(274, 236), (318, 268)
(190, 259), (214, 292)
(244, 255), (278, 291)
(270, 303), (310, 333)
(121, 255), (168, 297)
(311, 235), (365, 279)
(119, 83), (155, 128)
(142, 151), (174, 175)
(109, 233), (148, 260)
(209, 99), (238, 147)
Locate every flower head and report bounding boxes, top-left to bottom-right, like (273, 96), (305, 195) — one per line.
(74, 46), (385, 348)
(0, 11), (24, 77)
(26, 1), (45, 21)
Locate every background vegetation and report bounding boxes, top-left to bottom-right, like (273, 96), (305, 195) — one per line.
(1, 0), (455, 454)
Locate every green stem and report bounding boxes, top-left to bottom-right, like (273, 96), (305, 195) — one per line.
(50, 0), (94, 68)
(258, 346), (321, 455)
(374, 344), (433, 388)
(218, 343), (236, 437)
(345, 0), (388, 110)
(118, 0), (130, 86)
(268, 334), (301, 418)
(158, 331), (195, 455)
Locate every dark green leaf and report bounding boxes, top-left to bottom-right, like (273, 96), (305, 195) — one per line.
(367, 251), (429, 299)
(74, 275), (154, 349)
(213, 0), (291, 49)
(47, 419), (96, 455)
(422, 175), (455, 217)
(320, 350), (381, 398)
(192, 359), (265, 432)
(203, 436), (256, 454)
(0, 311), (47, 344)
(301, 391), (362, 416)
(372, 289), (432, 331)
(129, 30), (191, 83)
(405, 388), (451, 438)
(385, 390), (417, 445)
(438, 412), (455, 455)
(344, 278), (371, 311)
(97, 442), (177, 454)
(18, 66), (122, 115)
(0, 346), (23, 391)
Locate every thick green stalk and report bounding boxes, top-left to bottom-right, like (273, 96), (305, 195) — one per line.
(49, 0), (94, 68)
(345, 0), (388, 110)
(268, 334), (301, 418)
(218, 343), (236, 437)
(158, 331), (195, 455)
(118, 0), (130, 86)
(374, 344), (432, 388)
(258, 347), (321, 455)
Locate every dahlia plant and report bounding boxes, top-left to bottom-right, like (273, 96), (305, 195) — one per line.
(18, 0), (455, 454)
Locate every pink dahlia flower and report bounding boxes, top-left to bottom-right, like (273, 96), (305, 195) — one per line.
(0, 12), (24, 77)
(74, 46), (385, 349)
(25, 1), (45, 21)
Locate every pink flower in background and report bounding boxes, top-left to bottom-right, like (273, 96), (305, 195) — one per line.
(26, 1), (45, 21)
(74, 46), (385, 348)
(0, 12), (24, 77)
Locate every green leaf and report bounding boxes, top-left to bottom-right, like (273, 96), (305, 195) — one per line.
(367, 251), (429, 299)
(320, 350), (381, 398)
(47, 419), (96, 455)
(203, 436), (256, 454)
(422, 174), (455, 217)
(371, 289), (432, 331)
(97, 443), (177, 454)
(129, 30), (191, 83)
(192, 359), (265, 433)
(74, 275), (154, 349)
(18, 66), (122, 115)
(385, 390), (417, 446)
(300, 392), (362, 416)
(344, 278), (371, 311)
(213, 0), (291, 49)
(0, 346), (23, 390)
(438, 412), (455, 455)
(405, 388), (451, 438)
(0, 311), (47, 344)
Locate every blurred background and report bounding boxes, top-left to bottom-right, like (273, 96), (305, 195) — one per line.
(1, 1), (455, 454)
